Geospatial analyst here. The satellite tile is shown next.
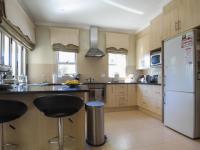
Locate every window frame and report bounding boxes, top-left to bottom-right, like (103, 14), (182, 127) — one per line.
(0, 28), (27, 77)
(11, 39), (17, 76)
(108, 53), (127, 78)
(2, 33), (11, 66)
(56, 51), (77, 76)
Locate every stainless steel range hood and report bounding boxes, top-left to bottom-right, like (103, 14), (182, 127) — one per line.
(85, 27), (105, 57)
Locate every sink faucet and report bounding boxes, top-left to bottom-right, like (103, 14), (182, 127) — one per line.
(86, 77), (94, 83)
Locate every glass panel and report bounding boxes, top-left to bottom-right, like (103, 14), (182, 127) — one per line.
(58, 52), (76, 63)
(22, 48), (26, 75)
(11, 41), (16, 76)
(18, 44), (22, 76)
(58, 64), (76, 76)
(108, 53), (126, 78)
(4, 35), (10, 65)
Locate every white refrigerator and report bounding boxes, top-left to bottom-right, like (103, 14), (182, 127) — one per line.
(164, 29), (200, 139)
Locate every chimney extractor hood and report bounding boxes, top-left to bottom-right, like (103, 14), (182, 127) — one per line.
(85, 27), (105, 57)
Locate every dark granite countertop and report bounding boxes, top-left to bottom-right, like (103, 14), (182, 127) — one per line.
(82, 82), (161, 86)
(136, 82), (162, 86)
(0, 84), (89, 94)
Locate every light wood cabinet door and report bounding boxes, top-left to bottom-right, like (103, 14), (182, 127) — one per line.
(127, 84), (137, 106)
(106, 85), (116, 108)
(137, 85), (162, 116)
(115, 84), (128, 106)
(155, 86), (162, 115)
(162, 0), (179, 40)
(150, 14), (163, 50)
(137, 85), (146, 107)
(136, 29), (150, 70)
(106, 84), (137, 108)
(148, 86), (162, 115)
(179, 0), (200, 33)
(136, 38), (144, 69)
(106, 84), (127, 108)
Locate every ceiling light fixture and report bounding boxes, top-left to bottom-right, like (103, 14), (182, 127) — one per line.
(102, 0), (144, 15)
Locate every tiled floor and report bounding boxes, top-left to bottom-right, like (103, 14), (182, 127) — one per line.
(86, 110), (200, 150)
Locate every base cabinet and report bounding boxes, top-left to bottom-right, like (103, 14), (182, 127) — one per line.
(106, 84), (162, 117)
(137, 85), (162, 116)
(106, 84), (137, 108)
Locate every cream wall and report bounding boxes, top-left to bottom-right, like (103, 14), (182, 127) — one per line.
(28, 25), (136, 83)
(5, 0), (35, 43)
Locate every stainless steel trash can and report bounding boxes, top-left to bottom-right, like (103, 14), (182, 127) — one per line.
(86, 101), (106, 146)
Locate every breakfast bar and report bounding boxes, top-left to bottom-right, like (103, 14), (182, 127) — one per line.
(0, 84), (89, 150)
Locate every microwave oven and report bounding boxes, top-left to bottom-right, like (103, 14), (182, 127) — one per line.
(151, 51), (161, 66)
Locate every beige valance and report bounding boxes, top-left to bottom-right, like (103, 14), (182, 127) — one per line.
(0, 17), (35, 50)
(50, 28), (79, 53)
(106, 47), (128, 54)
(0, 0), (35, 50)
(52, 43), (79, 53)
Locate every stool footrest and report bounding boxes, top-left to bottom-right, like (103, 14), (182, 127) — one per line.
(48, 135), (76, 144)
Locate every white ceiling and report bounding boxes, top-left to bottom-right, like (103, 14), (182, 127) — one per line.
(18, 0), (171, 33)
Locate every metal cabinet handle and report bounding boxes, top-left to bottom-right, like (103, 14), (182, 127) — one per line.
(178, 20), (181, 31)
(175, 21), (178, 31)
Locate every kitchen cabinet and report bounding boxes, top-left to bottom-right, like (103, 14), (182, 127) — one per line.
(149, 14), (163, 50)
(127, 84), (137, 106)
(178, 0), (200, 33)
(106, 84), (117, 107)
(137, 84), (162, 116)
(106, 84), (137, 108)
(106, 32), (130, 50)
(162, 0), (200, 40)
(162, 0), (180, 40)
(115, 84), (128, 106)
(136, 27), (150, 70)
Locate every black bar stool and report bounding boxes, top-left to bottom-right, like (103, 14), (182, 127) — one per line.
(33, 94), (84, 150)
(0, 100), (27, 150)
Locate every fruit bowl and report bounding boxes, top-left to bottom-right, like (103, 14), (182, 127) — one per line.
(64, 80), (80, 88)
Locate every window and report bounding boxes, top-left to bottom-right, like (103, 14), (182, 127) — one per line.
(4, 35), (10, 65)
(57, 51), (77, 76)
(11, 40), (16, 76)
(17, 44), (22, 76)
(22, 47), (27, 75)
(0, 31), (27, 77)
(108, 53), (126, 78)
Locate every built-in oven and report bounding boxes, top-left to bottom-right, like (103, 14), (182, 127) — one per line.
(150, 48), (162, 67)
(86, 83), (106, 102)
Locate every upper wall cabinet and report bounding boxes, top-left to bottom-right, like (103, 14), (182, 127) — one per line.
(178, 0), (200, 33)
(163, 0), (200, 40)
(149, 14), (163, 50)
(162, 0), (179, 40)
(106, 32), (130, 53)
(50, 28), (79, 52)
(136, 28), (150, 70)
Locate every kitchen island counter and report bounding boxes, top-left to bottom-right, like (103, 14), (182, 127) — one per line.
(0, 84), (89, 94)
(0, 84), (88, 150)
